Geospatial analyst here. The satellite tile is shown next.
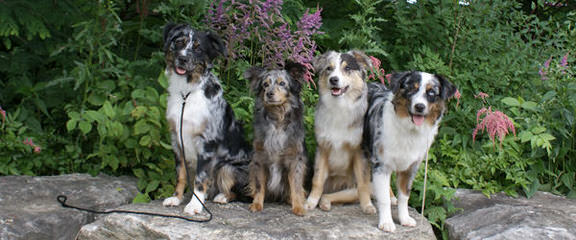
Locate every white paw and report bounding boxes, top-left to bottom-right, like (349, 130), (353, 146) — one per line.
(184, 198), (203, 215)
(305, 198), (319, 210)
(400, 215), (417, 227)
(213, 193), (229, 204)
(319, 198), (331, 211)
(162, 196), (182, 207)
(378, 220), (396, 232)
(362, 203), (377, 215)
(391, 196), (398, 205)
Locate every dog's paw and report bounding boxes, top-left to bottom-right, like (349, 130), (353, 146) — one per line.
(162, 196), (182, 207)
(319, 198), (331, 211)
(249, 202), (263, 212)
(213, 193), (229, 204)
(399, 215), (417, 227)
(305, 198), (319, 210)
(292, 205), (306, 216)
(183, 199), (203, 215)
(362, 203), (377, 215)
(378, 221), (396, 232)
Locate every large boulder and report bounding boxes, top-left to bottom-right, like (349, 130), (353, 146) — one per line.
(445, 189), (576, 240)
(0, 174), (138, 240)
(77, 200), (436, 240)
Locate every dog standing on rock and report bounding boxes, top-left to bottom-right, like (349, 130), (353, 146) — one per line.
(364, 71), (456, 231)
(162, 23), (251, 215)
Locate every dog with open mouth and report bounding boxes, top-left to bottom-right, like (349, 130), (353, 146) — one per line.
(364, 71), (456, 232)
(162, 23), (251, 216)
(305, 50), (376, 214)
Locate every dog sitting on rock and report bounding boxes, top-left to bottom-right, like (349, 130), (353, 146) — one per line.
(244, 62), (309, 216)
(161, 23), (251, 215)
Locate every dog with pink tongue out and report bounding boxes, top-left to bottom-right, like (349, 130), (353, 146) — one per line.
(364, 71), (456, 232)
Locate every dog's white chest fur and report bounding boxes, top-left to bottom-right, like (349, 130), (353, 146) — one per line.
(315, 95), (367, 173)
(378, 101), (438, 171)
(165, 73), (211, 148)
(315, 96), (366, 148)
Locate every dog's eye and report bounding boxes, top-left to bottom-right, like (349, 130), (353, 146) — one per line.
(344, 66), (351, 71)
(427, 91), (436, 97)
(175, 39), (185, 48)
(262, 82), (269, 88)
(278, 81), (286, 86)
(326, 66), (333, 71)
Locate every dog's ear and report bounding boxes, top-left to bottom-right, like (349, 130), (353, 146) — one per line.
(204, 31), (227, 60)
(312, 51), (334, 74)
(163, 22), (179, 51)
(285, 61), (305, 94)
(390, 71), (412, 93)
(348, 50), (373, 72)
(245, 66), (266, 93)
(436, 74), (457, 100)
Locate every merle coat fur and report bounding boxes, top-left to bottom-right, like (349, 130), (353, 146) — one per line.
(162, 23), (251, 215)
(244, 62), (308, 216)
(364, 71), (456, 232)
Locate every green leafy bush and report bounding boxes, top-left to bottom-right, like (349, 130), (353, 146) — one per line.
(1, 0), (574, 238)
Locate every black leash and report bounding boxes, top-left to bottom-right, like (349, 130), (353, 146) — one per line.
(179, 91), (213, 222)
(56, 195), (209, 222)
(56, 91), (213, 223)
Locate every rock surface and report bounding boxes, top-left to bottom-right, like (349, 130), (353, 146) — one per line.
(77, 200), (436, 240)
(0, 174), (138, 240)
(445, 189), (576, 240)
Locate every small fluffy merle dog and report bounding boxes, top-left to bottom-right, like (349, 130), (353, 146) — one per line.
(162, 23), (250, 216)
(244, 63), (308, 216)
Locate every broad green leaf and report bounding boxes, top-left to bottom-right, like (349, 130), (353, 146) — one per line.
(139, 135), (151, 146)
(66, 120), (77, 131)
(539, 133), (556, 142)
(84, 110), (105, 123)
(145, 180), (160, 193)
(132, 193), (150, 203)
(518, 131), (533, 143)
(134, 120), (150, 135)
(561, 173), (575, 189)
(520, 101), (538, 111)
(88, 93), (106, 106)
(78, 121), (92, 134)
(531, 126), (547, 134)
(501, 97), (520, 107)
(102, 101), (116, 118)
(133, 168), (145, 178)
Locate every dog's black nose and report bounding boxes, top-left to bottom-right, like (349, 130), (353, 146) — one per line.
(266, 91), (274, 98)
(177, 56), (188, 63)
(414, 103), (426, 113)
(329, 77), (339, 85)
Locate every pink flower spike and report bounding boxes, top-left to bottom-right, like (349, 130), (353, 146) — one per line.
(539, 68), (548, 81)
(472, 106), (516, 148)
(474, 92), (489, 100)
(34, 146), (42, 153)
(560, 52), (569, 68)
(544, 57), (552, 69)
(453, 88), (461, 107)
(369, 56), (381, 69)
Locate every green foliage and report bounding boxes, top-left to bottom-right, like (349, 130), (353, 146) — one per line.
(338, 0), (388, 57)
(1, 0), (575, 238)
